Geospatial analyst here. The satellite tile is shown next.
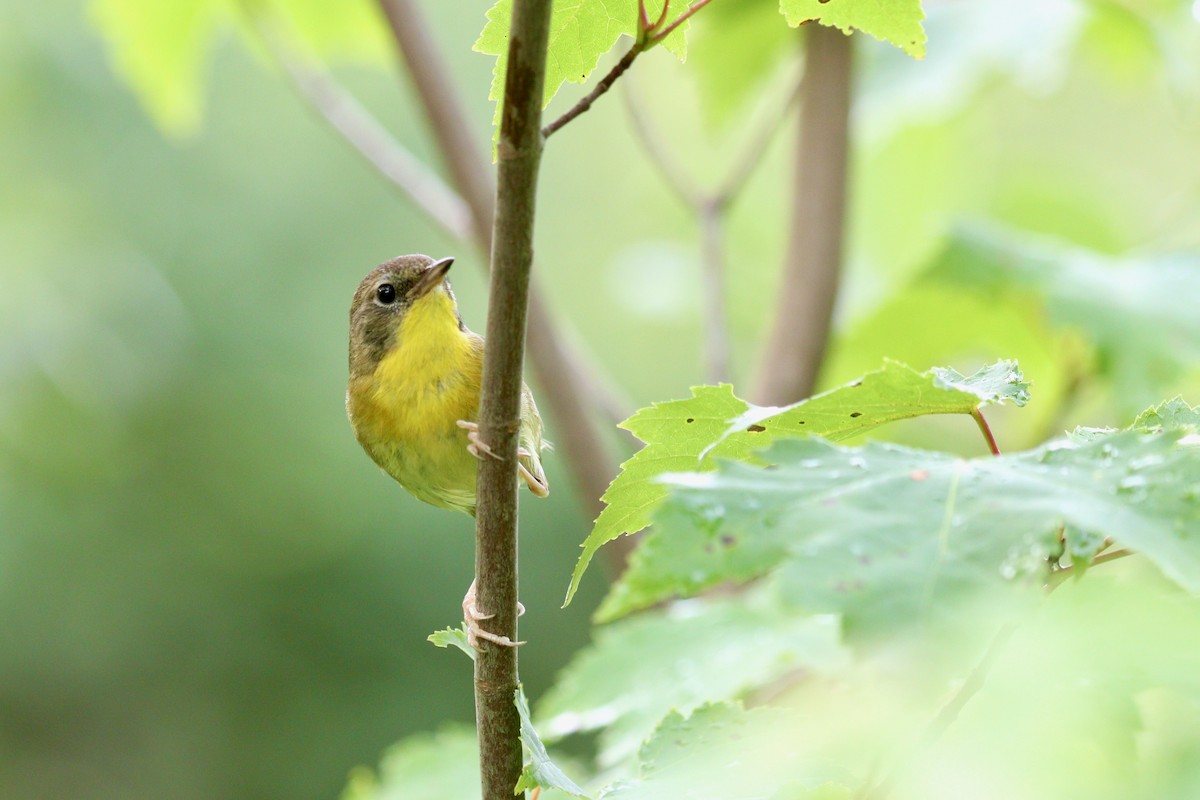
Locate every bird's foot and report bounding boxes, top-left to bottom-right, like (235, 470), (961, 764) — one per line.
(462, 578), (525, 650)
(456, 419), (549, 498)
(457, 419), (501, 461)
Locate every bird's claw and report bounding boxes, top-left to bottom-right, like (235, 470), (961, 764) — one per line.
(457, 419), (500, 462)
(457, 419), (549, 498)
(463, 579), (526, 650)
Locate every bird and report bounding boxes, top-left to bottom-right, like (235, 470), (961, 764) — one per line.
(346, 254), (549, 648)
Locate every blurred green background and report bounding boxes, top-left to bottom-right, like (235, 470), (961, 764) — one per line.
(3, 0), (1200, 798)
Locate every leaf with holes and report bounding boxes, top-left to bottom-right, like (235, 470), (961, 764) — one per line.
(566, 360), (1029, 608)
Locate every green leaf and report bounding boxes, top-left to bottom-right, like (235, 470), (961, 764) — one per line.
(688, 0), (796, 129)
(89, 0), (224, 136)
(538, 590), (847, 767)
(611, 429), (1200, 630)
(930, 360), (1030, 406)
(90, 0), (391, 135)
(258, 0), (391, 63)
(778, 0), (926, 58)
(474, 0), (689, 139)
(567, 360), (1028, 610)
(858, 0), (1087, 133)
(515, 686), (592, 799)
(428, 625), (475, 661)
(926, 224), (1200, 410)
(602, 703), (847, 799)
(1133, 397), (1200, 434)
(340, 726), (480, 800)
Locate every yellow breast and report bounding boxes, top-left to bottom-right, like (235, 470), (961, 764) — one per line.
(347, 289), (484, 514)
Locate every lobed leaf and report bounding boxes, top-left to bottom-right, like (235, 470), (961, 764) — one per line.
(607, 428), (1200, 628)
(1133, 397), (1200, 434)
(428, 625), (475, 660)
(567, 360), (1029, 608)
(779, 0), (926, 59)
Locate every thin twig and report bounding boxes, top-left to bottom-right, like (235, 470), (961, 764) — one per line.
(620, 81), (701, 204)
(245, 7), (472, 240)
(541, 0), (719, 140)
(647, 0), (716, 45)
(543, 45), (642, 139)
(622, 69), (802, 385)
(652, 0), (715, 44)
(1045, 548), (1134, 591)
(715, 71), (805, 202)
(646, 0), (672, 33)
(970, 408), (1002, 456)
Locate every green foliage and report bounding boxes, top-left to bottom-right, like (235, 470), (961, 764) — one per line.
(923, 224), (1200, 409)
(89, 0), (225, 135)
(342, 687), (590, 800)
(29, 0), (1200, 799)
(515, 686), (592, 798)
(474, 0), (928, 139)
(1133, 396), (1200, 433)
(340, 726), (481, 800)
(616, 428), (1200, 630)
(428, 625), (476, 660)
(601, 703), (849, 799)
(88, 0), (389, 135)
(473, 0), (688, 137)
(687, 0), (796, 128)
(567, 360), (1029, 609)
(501, 389), (1200, 799)
(779, 0), (926, 58)
(538, 589), (847, 766)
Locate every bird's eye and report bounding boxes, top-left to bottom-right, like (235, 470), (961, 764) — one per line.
(376, 283), (397, 305)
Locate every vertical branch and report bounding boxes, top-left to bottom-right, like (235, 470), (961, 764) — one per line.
(753, 25), (854, 405)
(473, 0), (552, 798)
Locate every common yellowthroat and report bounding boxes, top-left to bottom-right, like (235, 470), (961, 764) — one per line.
(346, 254), (549, 647)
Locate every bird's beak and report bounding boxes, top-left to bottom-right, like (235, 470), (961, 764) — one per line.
(407, 257), (454, 301)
